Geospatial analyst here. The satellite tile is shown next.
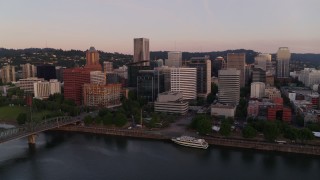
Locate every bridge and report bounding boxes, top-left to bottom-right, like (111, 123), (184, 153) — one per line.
(0, 116), (81, 145)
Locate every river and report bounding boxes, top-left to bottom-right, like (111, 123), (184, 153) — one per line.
(0, 132), (319, 180)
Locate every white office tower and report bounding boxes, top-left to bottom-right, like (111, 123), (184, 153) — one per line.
(250, 82), (266, 99)
(170, 68), (197, 100)
(298, 68), (320, 87)
(90, 71), (106, 85)
(276, 47), (291, 78)
(218, 68), (240, 105)
(34, 79), (61, 99)
(49, 79), (61, 95)
(254, 54), (272, 72)
(134, 38), (150, 66)
(166, 51), (182, 67)
(34, 81), (50, 99)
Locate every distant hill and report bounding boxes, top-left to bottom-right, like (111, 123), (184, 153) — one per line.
(1, 48), (319, 67)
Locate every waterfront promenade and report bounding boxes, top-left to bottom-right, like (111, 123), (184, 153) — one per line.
(53, 125), (320, 156)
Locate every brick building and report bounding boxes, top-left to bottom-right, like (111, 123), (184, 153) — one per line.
(63, 68), (91, 105)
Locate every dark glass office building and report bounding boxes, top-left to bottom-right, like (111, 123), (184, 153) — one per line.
(137, 70), (165, 102)
(37, 65), (56, 81)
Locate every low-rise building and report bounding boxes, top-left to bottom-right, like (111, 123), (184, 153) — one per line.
(83, 83), (121, 108)
(18, 77), (45, 94)
(154, 91), (188, 115)
(265, 87), (281, 100)
(33, 79), (61, 99)
(211, 103), (236, 118)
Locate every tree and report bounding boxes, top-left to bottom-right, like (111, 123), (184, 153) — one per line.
(283, 127), (299, 141)
(114, 112), (127, 127)
(206, 93), (216, 104)
(102, 112), (113, 125)
(235, 98), (248, 118)
(263, 122), (280, 142)
(16, 113), (27, 125)
(84, 115), (94, 125)
(296, 114), (305, 127)
(242, 125), (257, 138)
(306, 123), (320, 131)
(251, 120), (266, 132)
(298, 128), (314, 143)
(211, 83), (218, 95)
(219, 119), (231, 137)
(196, 118), (212, 135)
(190, 115), (211, 135)
(148, 113), (160, 128)
(98, 108), (110, 117)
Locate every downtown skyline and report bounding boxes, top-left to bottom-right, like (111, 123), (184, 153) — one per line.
(0, 0), (319, 54)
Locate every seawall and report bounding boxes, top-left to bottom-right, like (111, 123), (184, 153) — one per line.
(53, 126), (320, 156)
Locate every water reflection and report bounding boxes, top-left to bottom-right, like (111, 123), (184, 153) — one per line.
(262, 153), (276, 170)
(1, 132), (320, 180)
(241, 150), (255, 164)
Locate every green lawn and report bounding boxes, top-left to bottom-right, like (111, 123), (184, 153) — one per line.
(0, 106), (55, 123)
(0, 106), (27, 122)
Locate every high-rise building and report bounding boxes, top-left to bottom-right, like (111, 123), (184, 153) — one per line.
(134, 38), (149, 65)
(127, 61), (151, 87)
(218, 68), (240, 105)
(254, 54), (272, 72)
(276, 47), (291, 78)
(250, 82), (266, 99)
(90, 71), (106, 85)
(212, 56), (227, 77)
(103, 61), (113, 72)
(0, 65), (16, 83)
(266, 74), (275, 86)
(22, 63), (36, 79)
(137, 69), (165, 102)
(252, 68), (266, 83)
(114, 65), (128, 79)
(170, 68), (197, 100)
(83, 83), (122, 108)
(85, 47), (102, 71)
(187, 56), (211, 98)
(227, 53), (246, 87)
(37, 64), (56, 81)
(55, 66), (65, 82)
(166, 51), (182, 67)
(63, 68), (91, 105)
(298, 68), (320, 87)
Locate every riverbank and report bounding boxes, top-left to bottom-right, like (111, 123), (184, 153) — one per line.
(53, 125), (320, 156)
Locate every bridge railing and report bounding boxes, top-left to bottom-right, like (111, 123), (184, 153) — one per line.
(0, 116), (75, 143)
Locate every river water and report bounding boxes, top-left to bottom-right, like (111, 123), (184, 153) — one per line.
(0, 132), (319, 180)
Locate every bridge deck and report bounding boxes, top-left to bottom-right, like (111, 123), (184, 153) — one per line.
(0, 116), (80, 144)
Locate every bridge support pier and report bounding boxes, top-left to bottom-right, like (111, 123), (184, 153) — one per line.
(28, 134), (37, 146)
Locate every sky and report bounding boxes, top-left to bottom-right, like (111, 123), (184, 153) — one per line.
(0, 0), (319, 54)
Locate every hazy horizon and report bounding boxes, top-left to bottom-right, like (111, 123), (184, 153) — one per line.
(1, 0), (319, 54)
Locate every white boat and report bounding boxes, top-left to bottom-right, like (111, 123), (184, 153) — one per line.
(171, 136), (209, 149)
